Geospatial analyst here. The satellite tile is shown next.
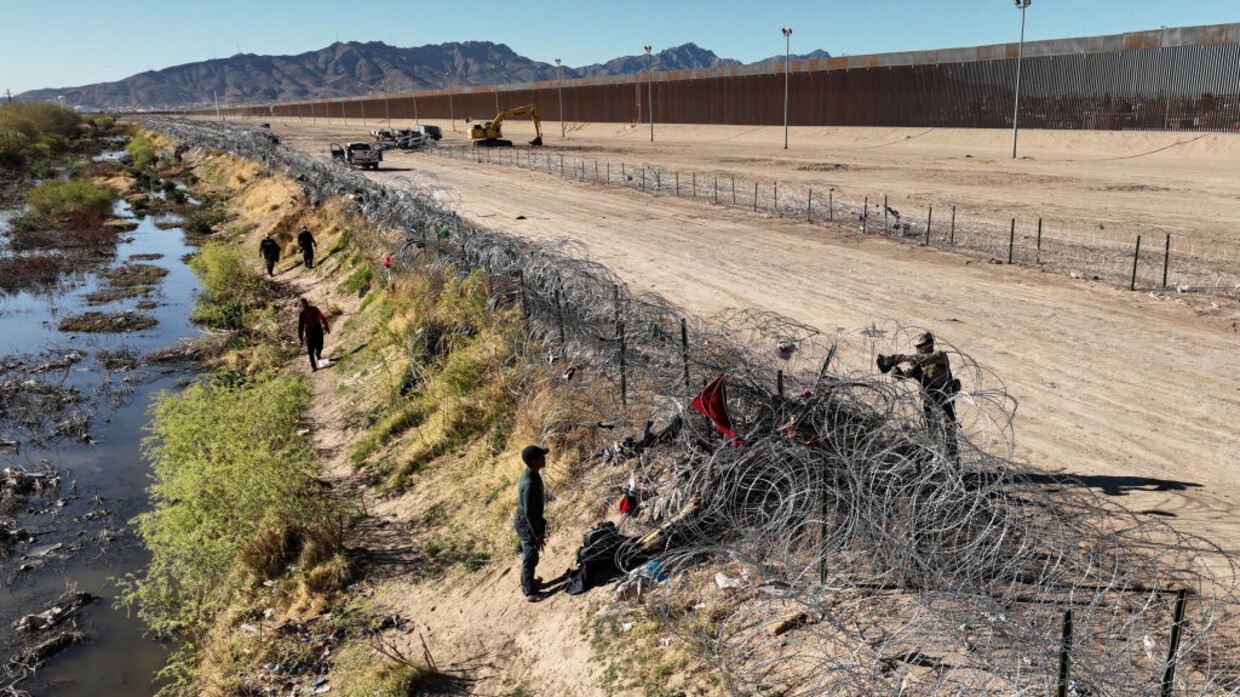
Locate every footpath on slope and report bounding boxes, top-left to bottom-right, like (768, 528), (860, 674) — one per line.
(273, 221), (622, 695)
(272, 123), (1240, 557)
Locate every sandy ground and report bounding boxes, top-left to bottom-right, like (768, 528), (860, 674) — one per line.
(263, 120), (1240, 693)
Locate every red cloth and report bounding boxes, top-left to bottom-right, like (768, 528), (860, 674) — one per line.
(692, 373), (737, 440)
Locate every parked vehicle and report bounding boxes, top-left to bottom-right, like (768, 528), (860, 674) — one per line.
(330, 141), (383, 169)
(467, 105), (543, 148)
(414, 125), (442, 141)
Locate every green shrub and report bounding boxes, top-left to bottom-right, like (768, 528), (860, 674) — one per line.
(121, 374), (338, 639)
(0, 101), (79, 139)
(127, 133), (157, 170)
(189, 242), (266, 329)
(0, 129), (29, 168)
(25, 179), (114, 223)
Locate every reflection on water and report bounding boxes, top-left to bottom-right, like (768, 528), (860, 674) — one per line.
(0, 200), (200, 696)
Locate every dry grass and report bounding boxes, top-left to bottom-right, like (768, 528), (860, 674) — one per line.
(101, 262), (169, 287)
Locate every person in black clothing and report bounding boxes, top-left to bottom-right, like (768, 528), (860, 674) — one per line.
(259, 234), (280, 276)
(891, 331), (959, 461)
(513, 445), (549, 600)
(297, 225), (317, 269)
(297, 297), (331, 371)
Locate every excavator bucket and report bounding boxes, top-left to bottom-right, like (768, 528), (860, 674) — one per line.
(529, 136), (543, 147)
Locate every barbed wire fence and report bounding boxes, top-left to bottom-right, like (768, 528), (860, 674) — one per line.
(430, 143), (1240, 298)
(143, 117), (1240, 697)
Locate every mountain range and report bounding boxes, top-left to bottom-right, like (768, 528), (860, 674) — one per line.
(16, 41), (828, 111)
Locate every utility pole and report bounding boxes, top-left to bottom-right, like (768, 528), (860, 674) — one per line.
(556, 58), (565, 138)
(214, 90), (222, 121)
(782, 27), (792, 150)
(1011, 0), (1031, 159)
(446, 71), (455, 131)
(491, 63), (499, 113)
(644, 45), (654, 142)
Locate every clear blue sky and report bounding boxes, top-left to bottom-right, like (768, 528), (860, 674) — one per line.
(2, 0), (1235, 95)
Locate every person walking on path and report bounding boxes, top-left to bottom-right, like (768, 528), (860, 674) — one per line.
(297, 297), (331, 371)
(297, 225), (318, 269)
(890, 331), (960, 461)
(259, 233), (280, 277)
(513, 445), (549, 601)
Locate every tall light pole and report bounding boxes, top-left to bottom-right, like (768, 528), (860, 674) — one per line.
(446, 71), (455, 131)
(359, 86), (367, 127)
(782, 27), (792, 150)
(382, 82), (391, 129)
(644, 45), (654, 142)
(491, 63), (499, 113)
(555, 57), (565, 138)
(1011, 0), (1031, 159)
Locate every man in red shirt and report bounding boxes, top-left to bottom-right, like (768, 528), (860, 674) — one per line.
(297, 298), (331, 371)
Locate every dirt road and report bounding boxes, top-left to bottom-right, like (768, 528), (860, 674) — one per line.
(276, 119), (1240, 548)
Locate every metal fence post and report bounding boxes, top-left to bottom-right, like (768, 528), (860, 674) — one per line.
(692, 172), (696, 198)
(619, 322), (627, 409)
(808, 188), (813, 223)
(607, 162), (610, 183)
(828, 189), (834, 221)
(925, 205), (933, 245)
(1057, 610), (1073, 697)
(714, 177), (718, 205)
(754, 182), (759, 212)
(774, 182), (779, 215)
(1162, 234), (1171, 289)
(1130, 235), (1142, 291)
(950, 205), (956, 245)
(777, 370), (784, 398)
(1161, 589), (1189, 697)
(675, 172), (679, 197)
(642, 168), (646, 191)
(883, 195), (888, 233)
(863, 196), (869, 234)
(1036, 218), (1043, 264)
(1008, 218), (1016, 264)
(731, 175), (736, 204)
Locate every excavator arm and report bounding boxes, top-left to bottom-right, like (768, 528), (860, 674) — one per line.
(469, 104), (543, 147)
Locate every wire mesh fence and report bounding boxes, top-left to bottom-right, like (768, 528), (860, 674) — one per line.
(431, 143), (1240, 297)
(145, 117), (1240, 697)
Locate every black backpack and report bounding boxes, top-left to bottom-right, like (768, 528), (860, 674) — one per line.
(566, 522), (625, 595)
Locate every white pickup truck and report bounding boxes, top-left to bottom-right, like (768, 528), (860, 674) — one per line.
(330, 141), (383, 170)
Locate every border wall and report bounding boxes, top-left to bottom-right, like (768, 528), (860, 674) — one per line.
(206, 23), (1240, 132)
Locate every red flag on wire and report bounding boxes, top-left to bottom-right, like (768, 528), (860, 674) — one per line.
(692, 373), (737, 441)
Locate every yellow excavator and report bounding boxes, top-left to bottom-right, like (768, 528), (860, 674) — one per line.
(467, 104), (544, 148)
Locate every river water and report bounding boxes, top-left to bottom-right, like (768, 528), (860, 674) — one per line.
(0, 196), (201, 695)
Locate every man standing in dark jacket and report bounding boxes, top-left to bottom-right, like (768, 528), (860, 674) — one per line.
(297, 225), (318, 269)
(891, 331), (959, 461)
(259, 234), (280, 276)
(297, 297), (331, 371)
(514, 445), (549, 600)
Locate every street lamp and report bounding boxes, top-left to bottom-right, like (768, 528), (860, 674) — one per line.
(644, 45), (653, 142)
(782, 27), (792, 150)
(382, 82), (391, 129)
(491, 63), (499, 113)
(1011, 0), (1031, 159)
(555, 58), (565, 138)
(359, 86), (367, 127)
(446, 71), (455, 131)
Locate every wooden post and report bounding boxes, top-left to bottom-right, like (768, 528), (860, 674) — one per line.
(753, 182), (759, 211)
(1162, 234), (1171, 289)
(950, 205), (956, 244)
(883, 194), (888, 233)
(807, 188), (813, 223)
(1008, 218), (1016, 264)
(1057, 610), (1073, 697)
(555, 288), (565, 347)
(675, 172), (679, 197)
(774, 182), (779, 215)
(1036, 218), (1043, 264)
(692, 171), (696, 197)
(925, 205), (933, 245)
(714, 177), (718, 204)
(862, 196), (869, 234)
(1130, 235), (1142, 291)
(828, 189), (833, 221)
(619, 322), (627, 409)
(681, 318), (691, 400)
(731, 175), (736, 204)
(1161, 589), (1189, 697)
(777, 370), (784, 398)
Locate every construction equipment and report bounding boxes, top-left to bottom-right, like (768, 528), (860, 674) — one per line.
(467, 104), (544, 148)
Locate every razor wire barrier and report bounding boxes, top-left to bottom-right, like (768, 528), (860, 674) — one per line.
(142, 117), (1240, 697)
(430, 143), (1240, 297)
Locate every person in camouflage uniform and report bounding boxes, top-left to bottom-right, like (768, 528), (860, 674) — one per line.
(891, 331), (959, 461)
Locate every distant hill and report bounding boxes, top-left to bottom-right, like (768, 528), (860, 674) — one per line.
(755, 49), (833, 64)
(15, 41), (822, 112)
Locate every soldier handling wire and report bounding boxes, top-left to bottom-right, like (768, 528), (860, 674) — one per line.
(884, 331), (960, 461)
